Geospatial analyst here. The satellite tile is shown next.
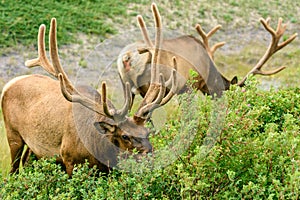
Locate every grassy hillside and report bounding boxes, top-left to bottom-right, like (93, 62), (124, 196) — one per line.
(0, 0), (148, 48)
(0, 0), (299, 48)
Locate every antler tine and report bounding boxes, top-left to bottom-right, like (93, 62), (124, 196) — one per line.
(136, 3), (162, 84)
(160, 57), (178, 106)
(137, 15), (153, 47)
(238, 17), (298, 86)
(165, 55), (178, 87)
(134, 57), (178, 122)
(151, 2), (162, 84)
(25, 24), (56, 77)
(101, 82), (132, 122)
(49, 18), (69, 81)
(134, 74), (166, 118)
(116, 82), (132, 119)
(195, 23), (225, 60)
(101, 82), (114, 118)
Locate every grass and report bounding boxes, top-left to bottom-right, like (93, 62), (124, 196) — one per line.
(201, 0), (299, 24)
(0, 109), (10, 176)
(0, 0), (147, 48)
(215, 41), (300, 88)
(0, 0), (299, 48)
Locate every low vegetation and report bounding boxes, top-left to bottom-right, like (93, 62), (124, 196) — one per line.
(0, 0), (149, 48)
(0, 78), (299, 199)
(1, 0), (299, 48)
(0, 0), (299, 199)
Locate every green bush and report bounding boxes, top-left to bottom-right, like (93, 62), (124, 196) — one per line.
(1, 78), (299, 199)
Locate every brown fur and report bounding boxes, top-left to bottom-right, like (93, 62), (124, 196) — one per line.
(1, 74), (152, 176)
(117, 35), (237, 99)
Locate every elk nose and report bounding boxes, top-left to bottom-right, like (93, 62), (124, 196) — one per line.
(143, 143), (153, 154)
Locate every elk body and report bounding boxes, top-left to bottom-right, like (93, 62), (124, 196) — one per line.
(118, 12), (297, 101)
(2, 4), (175, 176)
(118, 35), (236, 98)
(1, 74), (136, 175)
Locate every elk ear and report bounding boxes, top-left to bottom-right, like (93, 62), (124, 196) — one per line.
(94, 122), (116, 134)
(231, 76), (238, 85)
(137, 47), (152, 63)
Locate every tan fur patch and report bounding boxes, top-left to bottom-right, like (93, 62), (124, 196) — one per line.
(1, 75), (32, 102)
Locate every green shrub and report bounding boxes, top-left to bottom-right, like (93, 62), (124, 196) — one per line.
(1, 78), (299, 199)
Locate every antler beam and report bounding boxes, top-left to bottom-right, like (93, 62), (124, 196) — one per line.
(25, 25), (56, 77)
(238, 17), (298, 86)
(195, 23), (225, 60)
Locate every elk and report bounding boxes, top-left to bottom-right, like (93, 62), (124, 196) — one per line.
(117, 8), (298, 101)
(1, 4), (176, 176)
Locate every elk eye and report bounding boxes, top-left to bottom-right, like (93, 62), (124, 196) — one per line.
(123, 55), (130, 62)
(122, 135), (130, 141)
